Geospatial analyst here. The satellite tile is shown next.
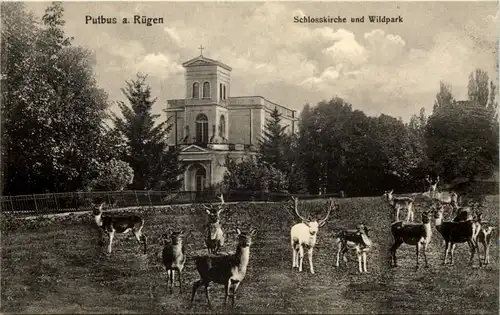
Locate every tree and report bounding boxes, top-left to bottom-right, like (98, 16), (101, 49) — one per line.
(258, 107), (289, 172)
(433, 81), (454, 111)
(2, 2), (111, 194)
(85, 158), (134, 191)
(112, 74), (183, 190)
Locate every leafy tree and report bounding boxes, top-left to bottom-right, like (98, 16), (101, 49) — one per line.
(2, 2), (111, 194)
(85, 158), (134, 191)
(433, 81), (454, 111)
(112, 74), (183, 190)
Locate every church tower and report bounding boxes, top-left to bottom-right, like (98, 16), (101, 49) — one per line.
(181, 49), (231, 146)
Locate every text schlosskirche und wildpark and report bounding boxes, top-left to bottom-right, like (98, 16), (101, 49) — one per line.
(293, 15), (403, 24)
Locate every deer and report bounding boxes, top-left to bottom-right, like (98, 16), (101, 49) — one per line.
(451, 209), (496, 266)
(383, 190), (415, 222)
(203, 194), (226, 255)
(432, 204), (482, 267)
(334, 222), (373, 273)
(92, 202), (147, 254)
(290, 196), (335, 274)
(424, 175), (459, 217)
(390, 210), (433, 270)
(191, 227), (257, 309)
(162, 229), (186, 294)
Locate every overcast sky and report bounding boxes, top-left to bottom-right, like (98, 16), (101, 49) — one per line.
(25, 1), (499, 121)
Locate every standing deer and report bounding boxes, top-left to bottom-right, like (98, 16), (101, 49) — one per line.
(433, 204), (482, 267)
(92, 202), (147, 254)
(390, 210), (433, 270)
(162, 229), (186, 294)
(203, 194), (226, 255)
(334, 222), (373, 273)
(191, 227), (257, 309)
(290, 196), (335, 274)
(383, 190), (415, 222)
(424, 175), (459, 216)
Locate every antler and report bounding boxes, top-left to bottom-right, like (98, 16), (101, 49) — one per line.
(435, 176), (440, 184)
(425, 175), (431, 184)
(216, 193), (225, 215)
(291, 196), (308, 222)
(319, 198), (334, 225)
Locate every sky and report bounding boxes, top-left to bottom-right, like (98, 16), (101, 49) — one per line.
(24, 1), (499, 121)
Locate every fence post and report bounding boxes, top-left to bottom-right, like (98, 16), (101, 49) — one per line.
(9, 196), (14, 212)
(134, 190), (139, 207)
(53, 193), (59, 212)
(33, 194), (39, 213)
(147, 191), (152, 206)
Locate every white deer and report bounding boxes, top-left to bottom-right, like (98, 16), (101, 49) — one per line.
(290, 196), (335, 274)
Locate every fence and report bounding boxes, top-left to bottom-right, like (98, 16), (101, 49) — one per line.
(0, 190), (343, 216)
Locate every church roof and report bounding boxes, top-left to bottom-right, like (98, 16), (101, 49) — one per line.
(182, 55), (232, 71)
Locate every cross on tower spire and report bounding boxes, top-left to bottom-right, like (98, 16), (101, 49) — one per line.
(198, 45), (204, 56)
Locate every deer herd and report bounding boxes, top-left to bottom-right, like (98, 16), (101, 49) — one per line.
(89, 174), (497, 309)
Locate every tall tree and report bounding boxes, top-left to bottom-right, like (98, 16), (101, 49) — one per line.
(2, 2), (111, 194)
(112, 74), (183, 190)
(468, 69), (490, 107)
(258, 107), (289, 173)
(433, 81), (454, 110)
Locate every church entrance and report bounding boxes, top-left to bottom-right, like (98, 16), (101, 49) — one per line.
(195, 166), (206, 192)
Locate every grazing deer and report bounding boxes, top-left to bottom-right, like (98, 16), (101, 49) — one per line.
(92, 202), (147, 254)
(290, 196), (335, 274)
(334, 222), (373, 273)
(162, 229), (186, 294)
(383, 190), (415, 222)
(191, 228), (257, 309)
(390, 211), (433, 269)
(203, 194), (226, 255)
(433, 205), (482, 267)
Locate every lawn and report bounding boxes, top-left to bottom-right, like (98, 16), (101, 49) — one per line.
(1, 196), (498, 314)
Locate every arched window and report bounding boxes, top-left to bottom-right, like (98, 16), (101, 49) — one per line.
(223, 85), (226, 100)
(203, 82), (210, 98)
(192, 82), (200, 99)
(219, 83), (223, 100)
(196, 113), (209, 144)
(219, 115), (226, 138)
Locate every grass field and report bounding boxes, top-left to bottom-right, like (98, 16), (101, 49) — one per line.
(1, 196), (499, 314)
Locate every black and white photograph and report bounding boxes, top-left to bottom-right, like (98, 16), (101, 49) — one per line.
(1, 1), (499, 314)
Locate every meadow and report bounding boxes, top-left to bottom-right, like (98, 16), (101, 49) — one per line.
(1, 195), (498, 314)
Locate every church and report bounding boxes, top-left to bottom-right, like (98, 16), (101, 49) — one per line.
(165, 51), (298, 192)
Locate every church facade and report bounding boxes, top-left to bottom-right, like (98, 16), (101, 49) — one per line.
(165, 54), (298, 191)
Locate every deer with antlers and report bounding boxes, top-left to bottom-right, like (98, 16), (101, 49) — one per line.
(290, 196), (335, 274)
(383, 190), (415, 222)
(424, 175), (459, 216)
(92, 202), (147, 255)
(203, 194), (226, 255)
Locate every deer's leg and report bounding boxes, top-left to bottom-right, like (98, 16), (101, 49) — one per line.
(474, 239), (482, 267)
(291, 242), (297, 269)
(307, 247), (315, 274)
(422, 242), (429, 268)
(443, 241), (449, 265)
(177, 269), (182, 294)
(467, 240), (475, 266)
(231, 281), (240, 308)
(357, 249), (362, 273)
(298, 245), (304, 272)
(450, 243), (457, 265)
(415, 242), (420, 270)
(390, 239), (403, 267)
(362, 252), (368, 273)
(108, 230), (115, 254)
(335, 242), (342, 267)
(190, 280), (201, 305)
(341, 246), (349, 265)
(224, 280), (230, 306)
(204, 284), (212, 309)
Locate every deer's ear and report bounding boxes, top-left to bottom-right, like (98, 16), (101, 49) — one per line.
(249, 229), (257, 236)
(179, 229), (185, 235)
(236, 227), (242, 235)
(205, 209), (211, 215)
